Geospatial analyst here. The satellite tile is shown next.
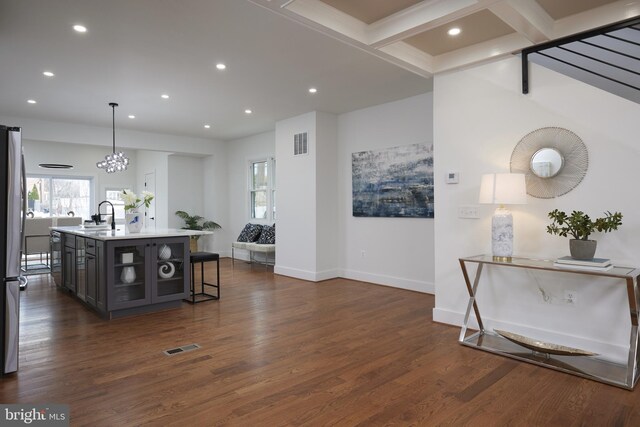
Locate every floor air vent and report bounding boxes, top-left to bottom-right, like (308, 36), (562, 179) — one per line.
(163, 343), (201, 356)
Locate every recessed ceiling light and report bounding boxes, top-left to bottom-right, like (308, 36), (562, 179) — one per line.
(216, 63), (226, 70)
(73, 24), (87, 33)
(245, 109), (252, 114)
(27, 99), (37, 104)
(128, 115), (135, 119)
(308, 87), (317, 94)
(448, 27), (461, 36)
(43, 71), (55, 77)
(161, 94), (169, 99)
(204, 124), (211, 129)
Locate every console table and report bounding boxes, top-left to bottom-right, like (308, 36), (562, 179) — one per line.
(459, 254), (640, 389)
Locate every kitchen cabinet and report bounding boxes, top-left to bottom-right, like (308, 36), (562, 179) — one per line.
(75, 237), (86, 301)
(106, 237), (189, 311)
(62, 234), (75, 293)
(85, 238), (105, 312)
(54, 228), (191, 318)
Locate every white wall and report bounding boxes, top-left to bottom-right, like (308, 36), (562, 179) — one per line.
(23, 139), (137, 221)
(2, 115), (222, 155)
(202, 148), (231, 256)
(167, 155), (204, 229)
(337, 93), (435, 293)
(316, 112), (339, 279)
(274, 112), (318, 280)
(433, 57), (640, 362)
(226, 131), (275, 260)
(8, 114), (227, 233)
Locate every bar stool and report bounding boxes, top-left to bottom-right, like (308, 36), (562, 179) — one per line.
(186, 252), (220, 303)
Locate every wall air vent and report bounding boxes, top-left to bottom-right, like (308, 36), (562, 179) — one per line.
(294, 132), (308, 156)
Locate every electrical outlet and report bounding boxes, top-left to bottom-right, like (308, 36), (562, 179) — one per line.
(361, 250), (366, 258)
(565, 290), (578, 305)
(458, 205), (480, 219)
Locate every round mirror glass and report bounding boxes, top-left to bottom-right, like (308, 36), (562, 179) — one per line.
(530, 148), (564, 178)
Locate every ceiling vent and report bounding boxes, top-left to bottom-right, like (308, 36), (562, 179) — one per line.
(294, 132), (308, 156)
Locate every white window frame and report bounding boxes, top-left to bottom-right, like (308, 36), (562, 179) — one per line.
(104, 187), (127, 223)
(248, 157), (275, 222)
(26, 173), (94, 220)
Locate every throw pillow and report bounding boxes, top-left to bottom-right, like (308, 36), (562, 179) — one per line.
(257, 224), (275, 244)
(237, 223), (257, 242)
(247, 224), (262, 242)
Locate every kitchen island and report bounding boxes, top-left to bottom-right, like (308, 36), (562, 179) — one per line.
(50, 226), (207, 319)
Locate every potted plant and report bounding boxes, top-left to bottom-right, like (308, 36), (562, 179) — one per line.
(121, 190), (154, 233)
(546, 209), (622, 259)
(175, 211), (221, 252)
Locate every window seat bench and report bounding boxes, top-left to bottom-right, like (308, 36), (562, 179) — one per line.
(231, 242), (275, 267)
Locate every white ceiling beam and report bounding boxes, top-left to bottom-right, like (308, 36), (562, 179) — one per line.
(433, 32), (532, 73)
(247, 0), (433, 77)
(488, 0), (553, 44)
(367, 0), (504, 48)
(553, 1), (640, 39)
(378, 42), (435, 75)
(282, 0), (368, 43)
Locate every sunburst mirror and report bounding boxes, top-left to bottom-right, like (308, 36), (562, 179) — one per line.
(510, 127), (588, 199)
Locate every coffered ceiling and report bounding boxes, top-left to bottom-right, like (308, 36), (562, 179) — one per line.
(1, 0), (638, 143)
(251, 0), (640, 77)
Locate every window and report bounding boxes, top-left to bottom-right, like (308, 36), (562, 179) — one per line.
(26, 175), (93, 220)
(105, 188), (126, 222)
(249, 158), (275, 221)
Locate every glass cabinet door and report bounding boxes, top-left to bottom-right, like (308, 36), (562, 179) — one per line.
(153, 237), (189, 302)
(110, 242), (148, 308)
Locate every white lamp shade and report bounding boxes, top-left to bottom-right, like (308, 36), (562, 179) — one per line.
(479, 173), (527, 205)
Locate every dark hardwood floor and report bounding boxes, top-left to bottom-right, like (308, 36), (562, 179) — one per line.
(1, 259), (638, 426)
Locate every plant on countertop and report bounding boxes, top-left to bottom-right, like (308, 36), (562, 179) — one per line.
(546, 209), (622, 240)
(175, 211), (221, 240)
(121, 189), (154, 213)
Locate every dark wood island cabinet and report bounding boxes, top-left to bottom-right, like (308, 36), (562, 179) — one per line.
(50, 227), (196, 319)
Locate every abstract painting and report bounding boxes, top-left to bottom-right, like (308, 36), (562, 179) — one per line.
(352, 143), (434, 218)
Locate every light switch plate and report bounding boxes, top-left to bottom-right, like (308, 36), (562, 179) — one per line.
(458, 205), (480, 219)
(445, 171), (459, 184)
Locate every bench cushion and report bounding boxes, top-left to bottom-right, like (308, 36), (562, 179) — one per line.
(246, 243), (275, 253)
(232, 241), (249, 250)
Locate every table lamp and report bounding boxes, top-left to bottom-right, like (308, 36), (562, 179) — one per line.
(479, 173), (527, 262)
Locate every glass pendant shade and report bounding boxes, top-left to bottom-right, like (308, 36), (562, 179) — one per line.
(97, 102), (129, 173)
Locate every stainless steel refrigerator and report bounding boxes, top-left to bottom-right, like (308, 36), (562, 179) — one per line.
(0, 125), (26, 375)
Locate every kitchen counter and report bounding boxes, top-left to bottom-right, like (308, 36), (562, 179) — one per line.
(51, 226), (210, 241)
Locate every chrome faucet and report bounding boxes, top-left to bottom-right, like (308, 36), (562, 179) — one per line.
(98, 200), (116, 230)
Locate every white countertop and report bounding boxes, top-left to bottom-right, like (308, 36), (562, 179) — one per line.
(51, 226), (211, 241)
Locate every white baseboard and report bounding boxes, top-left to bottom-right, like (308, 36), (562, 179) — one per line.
(432, 307), (466, 326)
(433, 307), (628, 364)
(341, 269), (433, 294)
(273, 265), (318, 281)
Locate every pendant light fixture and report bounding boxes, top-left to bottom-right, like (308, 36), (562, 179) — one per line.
(96, 102), (129, 173)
